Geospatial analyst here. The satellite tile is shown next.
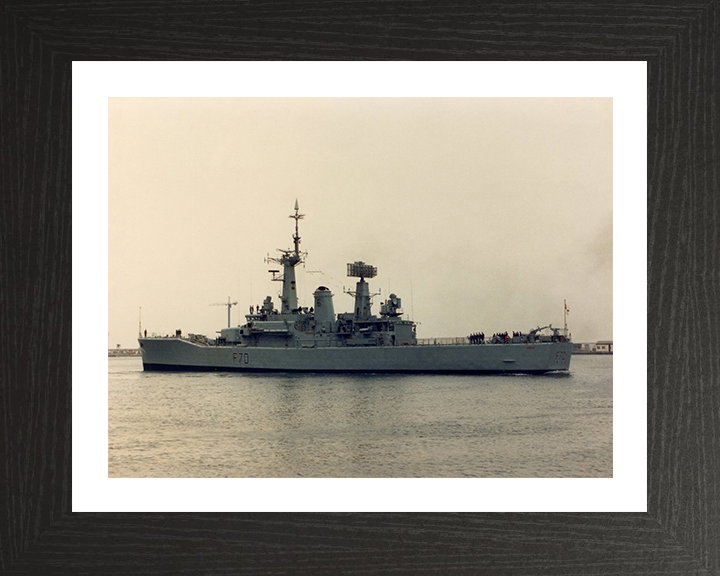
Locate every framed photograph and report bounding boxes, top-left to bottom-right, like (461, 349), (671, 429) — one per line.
(104, 93), (615, 484)
(3, 3), (717, 574)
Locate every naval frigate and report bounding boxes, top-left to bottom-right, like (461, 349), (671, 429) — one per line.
(139, 202), (572, 374)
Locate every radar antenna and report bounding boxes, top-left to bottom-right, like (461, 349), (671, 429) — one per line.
(347, 261), (377, 280)
(346, 261), (379, 320)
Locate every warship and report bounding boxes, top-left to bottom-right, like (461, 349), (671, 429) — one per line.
(139, 202), (572, 374)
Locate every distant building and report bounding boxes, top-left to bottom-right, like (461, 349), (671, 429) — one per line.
(595, 340), (613, 354)
(572, 341), (613, 354)
(108, 348), (140, 357)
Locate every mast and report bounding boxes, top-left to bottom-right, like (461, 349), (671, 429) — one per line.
(347, 261), (378, 320)
(226, 297), (235, 328)
(564, 299), (569, 337)
(292, 198), (301, 257)
(267, 200), (306, 314)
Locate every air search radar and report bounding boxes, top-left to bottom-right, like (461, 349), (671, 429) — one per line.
(347, 261), (377, 279)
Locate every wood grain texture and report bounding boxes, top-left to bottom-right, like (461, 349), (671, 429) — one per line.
(1, 1), (718, 574)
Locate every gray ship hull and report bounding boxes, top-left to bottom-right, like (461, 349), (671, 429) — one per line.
(139, 337), (572, 374)
(138, 203), (573, 375)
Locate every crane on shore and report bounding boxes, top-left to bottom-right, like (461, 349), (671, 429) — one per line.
(210, 297), (238, 328)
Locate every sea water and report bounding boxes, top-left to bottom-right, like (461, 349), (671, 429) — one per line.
(108, 355), (612, 478)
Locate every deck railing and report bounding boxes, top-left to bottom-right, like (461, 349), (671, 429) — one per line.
(416, 337), (470, 346)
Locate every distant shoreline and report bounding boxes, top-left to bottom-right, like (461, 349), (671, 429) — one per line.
(108, 349), (140, 357)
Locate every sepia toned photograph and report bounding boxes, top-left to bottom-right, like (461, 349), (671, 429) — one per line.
(108, 97), (612, 478)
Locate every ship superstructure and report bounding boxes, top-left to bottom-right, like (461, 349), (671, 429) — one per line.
(139, 202), (572, 374)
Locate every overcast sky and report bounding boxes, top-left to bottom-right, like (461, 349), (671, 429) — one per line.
(108, 97), (612, 348)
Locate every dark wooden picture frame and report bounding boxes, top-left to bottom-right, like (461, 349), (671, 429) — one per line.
(2, 3), (718, 574)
